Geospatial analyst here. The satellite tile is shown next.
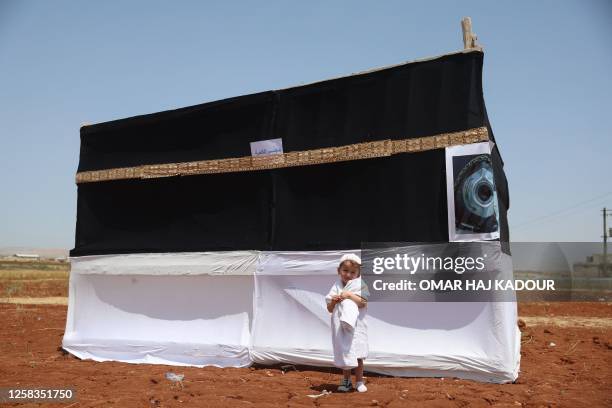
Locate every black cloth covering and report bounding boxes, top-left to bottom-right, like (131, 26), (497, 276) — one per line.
(71, 50), (510, 256)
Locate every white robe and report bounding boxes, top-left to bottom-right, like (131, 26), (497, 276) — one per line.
(325, 277), (369, 369)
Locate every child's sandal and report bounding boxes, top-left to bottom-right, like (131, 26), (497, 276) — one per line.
(355, 381), (367, 392)
(337, 378), (352, 392)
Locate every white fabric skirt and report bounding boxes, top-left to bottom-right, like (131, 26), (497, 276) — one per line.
(330, 305), (368, 368)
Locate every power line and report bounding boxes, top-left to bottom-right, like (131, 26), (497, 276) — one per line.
(512, 192), (612, 230)
(513, 199), (610, 231)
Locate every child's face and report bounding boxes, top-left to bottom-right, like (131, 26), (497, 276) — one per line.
(337, 261), (360, 284)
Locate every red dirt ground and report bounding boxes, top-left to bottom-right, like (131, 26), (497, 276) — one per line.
(0, 302), (610, 408)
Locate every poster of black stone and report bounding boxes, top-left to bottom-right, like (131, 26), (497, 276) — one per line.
(445, 141), (500, 242)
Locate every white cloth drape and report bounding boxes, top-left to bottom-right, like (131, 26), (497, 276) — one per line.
(63, 247), (520, 383)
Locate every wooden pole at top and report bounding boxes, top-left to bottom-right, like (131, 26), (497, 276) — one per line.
(461, 17), (482, 51)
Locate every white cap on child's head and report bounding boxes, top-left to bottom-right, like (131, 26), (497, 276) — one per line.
(340, 253), (362, 265)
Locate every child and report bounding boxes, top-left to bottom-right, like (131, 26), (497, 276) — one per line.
(325, 253), (369, 393)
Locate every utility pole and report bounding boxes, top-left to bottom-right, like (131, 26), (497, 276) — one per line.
(603, 208), (609, 277)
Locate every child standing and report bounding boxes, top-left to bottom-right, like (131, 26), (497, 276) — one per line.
(325, 253), (369, 392)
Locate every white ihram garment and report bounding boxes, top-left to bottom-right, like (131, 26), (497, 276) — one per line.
(325, 277), (369, 369)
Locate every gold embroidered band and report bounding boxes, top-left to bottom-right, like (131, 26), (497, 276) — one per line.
(75, 126), (489, 184)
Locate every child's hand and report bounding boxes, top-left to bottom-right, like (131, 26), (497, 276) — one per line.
(340, 291), (353, 300)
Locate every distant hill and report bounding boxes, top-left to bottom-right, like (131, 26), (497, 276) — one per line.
(0, 247), (69, 259)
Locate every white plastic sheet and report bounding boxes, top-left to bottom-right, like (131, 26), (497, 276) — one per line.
(63, 252), (257, 367)
(63, 249), (520, 383)
(251, 250), (520, 383)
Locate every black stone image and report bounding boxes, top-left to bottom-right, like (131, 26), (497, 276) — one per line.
(452, 154), (499, 234)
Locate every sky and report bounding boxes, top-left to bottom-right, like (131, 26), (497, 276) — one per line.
(0, 0), (610, 249)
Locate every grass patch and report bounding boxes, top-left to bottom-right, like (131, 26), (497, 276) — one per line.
(0, 269), (69, 280)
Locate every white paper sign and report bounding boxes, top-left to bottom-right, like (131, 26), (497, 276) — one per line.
(250, 138), (283, 157)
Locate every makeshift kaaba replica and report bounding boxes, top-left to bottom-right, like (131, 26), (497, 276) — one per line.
(64, 21), (520, 383)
